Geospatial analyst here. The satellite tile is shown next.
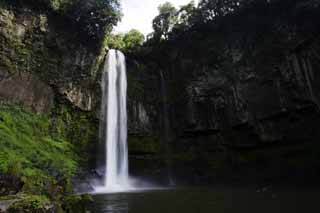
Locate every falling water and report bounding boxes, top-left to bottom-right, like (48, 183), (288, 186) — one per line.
(95, 49), (129, 192)
(93, 50), (165, 194)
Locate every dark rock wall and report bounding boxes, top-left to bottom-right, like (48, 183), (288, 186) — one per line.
(0, 72), (53, 113)
(0, 7), (104, 113)
(127, 35), (320, 184)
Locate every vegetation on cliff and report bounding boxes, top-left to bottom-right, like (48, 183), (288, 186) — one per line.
(0, 0), (122, 211)
(0, 106), (77, 182)
(2, 0), (121, 41)
(0, 105), (88, 211)
(105, 29), (145, 53)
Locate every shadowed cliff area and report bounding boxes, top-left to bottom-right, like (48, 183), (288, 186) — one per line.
(124, 0), (320, 185)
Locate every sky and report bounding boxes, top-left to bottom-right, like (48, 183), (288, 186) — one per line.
(114, 0), (198, 36)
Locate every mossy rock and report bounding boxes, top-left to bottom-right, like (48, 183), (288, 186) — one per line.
(6, 194), (62, 213)
(62, 194), (93, 213)
(0, 105), (78, 194)
(51, 101), (98, 164)
(0, 174), (24, 196)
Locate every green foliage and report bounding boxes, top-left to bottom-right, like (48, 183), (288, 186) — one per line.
(148, 0), (320, 43)
(152, 2), (177, 39)
(4, 0), (121, 41)
(105, 29), (144, 52)
(50, 102), (98, 165)
(7, 194), (52, 213)
(2, 193), (93, 212)
(198, 0), (243, 20)
(123, 29), (145, 51)
(105, 33), (126, 50)
(60, 0), (121, 40)
(62, 194), (93, 213)
(0, 105), (78, 192)
(174, 1), (197, 29)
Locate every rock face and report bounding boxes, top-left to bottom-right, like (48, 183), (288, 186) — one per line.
(59, 84), (95, 112)
(0, 7), (103, 113)
(0, 4), (104, 196)
(127, 35), (320, 183)
(0, 175), (23, 197)
(128, 101), (151, 134)
(0, 71), (53, 113)
(0, 2), (113, 211)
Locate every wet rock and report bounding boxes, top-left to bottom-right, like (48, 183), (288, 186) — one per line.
(0, 199), (19, 212)
(0, 7), (103, 113)
(59, 84), (94, 112)
(126, 32), (320, 184)
(0, 72), (54, 114)
(62, 194), (93, 213)
(0, 175), (23, 196)
(5, 194), (60, 213)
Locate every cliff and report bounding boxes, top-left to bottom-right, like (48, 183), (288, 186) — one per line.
(126, 1), (320, 184)
(0, 0), (119, 211)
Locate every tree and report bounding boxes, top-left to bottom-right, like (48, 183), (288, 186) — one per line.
(105, 33), (125, 50)
(198, 0), (243, 21)
(177, 1), (196, 25)
(152, 2), (177, 39)
(123, 29), (145, 50)
(63, 0), (121, 40)
(8, 0), (122, 41)
(105, 29), (144, 51)
(171, 1), (197, 33)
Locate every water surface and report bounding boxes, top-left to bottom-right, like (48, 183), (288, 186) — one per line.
(91, 186), (320, 213)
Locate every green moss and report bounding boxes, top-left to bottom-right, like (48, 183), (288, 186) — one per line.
(0, 54), (16, 73)
(0, 34), (32, 74)
(0, 105), (78, 194)
(62, 194), (93, 213)
(7, 194), (52, 213)
(50, 0), (64, 11)
(3, 0), (120, 42)
(51, 101), (98, 165)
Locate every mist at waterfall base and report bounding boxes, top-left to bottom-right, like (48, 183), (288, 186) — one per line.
(92, 49), (162, 194)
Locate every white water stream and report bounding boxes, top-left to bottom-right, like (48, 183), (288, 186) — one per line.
(93, 49), (163, 194)
(95, 49), (130, 193)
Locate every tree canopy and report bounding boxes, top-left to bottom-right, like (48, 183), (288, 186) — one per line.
(105, 29), (144, 52)
(123, 29), (145, 51)
(152, 2), (177, 40)
(147, 0), (320, 43)
(5, 0), (122, 41)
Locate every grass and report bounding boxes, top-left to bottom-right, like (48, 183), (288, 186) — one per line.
(0, 105), (78, 193)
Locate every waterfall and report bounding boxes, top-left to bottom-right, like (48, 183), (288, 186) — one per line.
(93, 49), (163, 194)
(95, 49), (129, 192)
